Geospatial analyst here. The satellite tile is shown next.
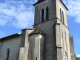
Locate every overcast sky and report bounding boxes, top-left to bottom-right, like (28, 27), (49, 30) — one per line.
(0, 0), (80, 57)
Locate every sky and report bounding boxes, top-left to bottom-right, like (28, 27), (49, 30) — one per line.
(0, 0), (80, 57)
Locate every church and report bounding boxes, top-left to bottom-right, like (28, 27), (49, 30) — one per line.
(0, 0), (76, 60)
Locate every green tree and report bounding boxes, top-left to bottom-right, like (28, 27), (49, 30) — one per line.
(76, 57), (80, 60)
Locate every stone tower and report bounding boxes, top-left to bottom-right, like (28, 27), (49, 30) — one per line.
(33, 0), (72, 60)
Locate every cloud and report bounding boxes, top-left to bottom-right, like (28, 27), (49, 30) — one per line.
(63, 0), (80, 23)
(1, 0), (80, 28)
(0, 2), (34, 28)
(13, 10), (34, 28)
(5, 0), (37, 4)
(76, 54), (80, 57)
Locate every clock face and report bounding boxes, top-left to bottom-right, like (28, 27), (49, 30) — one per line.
(63, 52), (68, 60)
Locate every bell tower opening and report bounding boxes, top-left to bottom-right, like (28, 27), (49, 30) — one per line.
(40, 9), (44, 22)
(46, 7), (49, 20)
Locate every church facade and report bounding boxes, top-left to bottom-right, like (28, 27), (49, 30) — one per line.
(0, 0), (76, 60)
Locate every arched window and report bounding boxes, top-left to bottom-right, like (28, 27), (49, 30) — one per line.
(41, 9), (44, 22)
(65, 31), (66, 40)
(5, 48), (10, 60)
(60, 8), (62, 21)
(0, 42), (3, 53)
(62, 11), (64, 24)
(46, 7), (49, 20)
(36, 57), (37, 60)
(62, 30), (63, 38)
(60, 9), (64, 24)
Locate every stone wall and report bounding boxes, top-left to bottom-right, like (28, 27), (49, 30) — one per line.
(0, 35), (21, 60)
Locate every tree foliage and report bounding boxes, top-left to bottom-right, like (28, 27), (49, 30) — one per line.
(76, 57), (80, 60)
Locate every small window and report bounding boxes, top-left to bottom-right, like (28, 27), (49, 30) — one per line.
(41, 9), (44, 22)
(65, 31), (66, 40)
(46, 7), (49, 20)
(36, 57), (37, 60)
(62, 11), (64, 24)
(0, 42), (3, 53)
(60, 8), (62, 21)
(5, 48), (10, 60)
(62, 30), (63, 38)
(60, 9), (64, 24)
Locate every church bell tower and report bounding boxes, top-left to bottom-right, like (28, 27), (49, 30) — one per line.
(33, 0), (72, 60)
